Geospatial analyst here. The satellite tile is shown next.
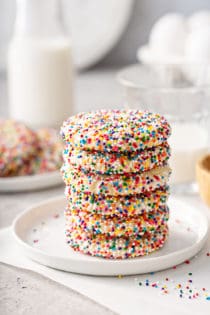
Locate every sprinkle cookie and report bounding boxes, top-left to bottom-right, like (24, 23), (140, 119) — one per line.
(18, 128), (63, 175)
(61, 164), (171, 196)
(65, 187), (169, 216)
(65, 206), (169, 238)
(64, 142), (171, 175)
(0, 120), (38, 177)
(65, 224), (169, 259)
(61, 110), (171, 152)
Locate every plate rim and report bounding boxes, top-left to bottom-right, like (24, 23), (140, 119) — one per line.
(0, 171), (63, 192)
(12, 196), (209, 275)
(66, 0), (135, 69)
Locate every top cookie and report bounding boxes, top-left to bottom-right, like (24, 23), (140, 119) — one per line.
(61, 110), (171, 152)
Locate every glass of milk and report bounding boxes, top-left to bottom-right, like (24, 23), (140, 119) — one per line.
(117, 63), (210, 193)
(7, 0), (74, 129)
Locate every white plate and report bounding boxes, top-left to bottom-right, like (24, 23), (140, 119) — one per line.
(63, 0), (134, 69)
(13, 196), (208, 276)
(0, 171), (63, 192)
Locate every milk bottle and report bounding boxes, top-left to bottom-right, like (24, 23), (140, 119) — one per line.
(8, 0), (74, 128)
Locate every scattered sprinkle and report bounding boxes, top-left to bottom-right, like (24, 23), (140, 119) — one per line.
(136, 253), (210, 302)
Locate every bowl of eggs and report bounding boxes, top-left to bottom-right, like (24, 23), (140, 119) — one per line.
(137, 11), (210, 67)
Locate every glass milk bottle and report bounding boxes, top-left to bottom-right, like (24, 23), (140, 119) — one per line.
(8, 0), (74, 128)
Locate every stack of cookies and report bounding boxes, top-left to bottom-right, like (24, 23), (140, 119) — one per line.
(61, 109), (171, 259)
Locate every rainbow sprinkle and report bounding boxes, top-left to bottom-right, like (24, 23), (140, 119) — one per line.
(136, 260), (210, 301)
(65, 186), (170, 216)
(64, 142), (171, 175)
(0, 120), (63, 177)
(61, 110), (171, 152)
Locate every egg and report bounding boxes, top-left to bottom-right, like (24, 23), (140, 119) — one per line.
(184, 27), (210, 84)
(149, 13), (188, 57)
(188, 10), (210, 32)
(185, 27), (210, 62)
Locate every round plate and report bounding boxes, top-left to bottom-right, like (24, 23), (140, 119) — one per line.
(63, 0), (134, 69)
(12, 196), (208, 276)
(0, 171), (63, 192)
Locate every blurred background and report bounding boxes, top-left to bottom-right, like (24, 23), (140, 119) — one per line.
(1, 0), (210, 69)
(1, 0), (210, 194)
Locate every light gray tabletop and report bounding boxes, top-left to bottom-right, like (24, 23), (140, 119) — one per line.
(0, 68), (123, 315)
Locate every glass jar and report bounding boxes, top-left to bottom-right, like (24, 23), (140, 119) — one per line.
(8, 0), (74, 128)
(117, 63), (210, 193)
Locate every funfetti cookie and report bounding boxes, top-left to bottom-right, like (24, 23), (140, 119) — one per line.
(65, 205), (169, 238)
(61, 110), (171, 152)
(64, 142), (171, 175)
(18, 128), (63, 175)
(65, 186), (170, 216)
(66, 224), (169, 259)
(61, 164), (171, 196)
(0, 120), (38, 177)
